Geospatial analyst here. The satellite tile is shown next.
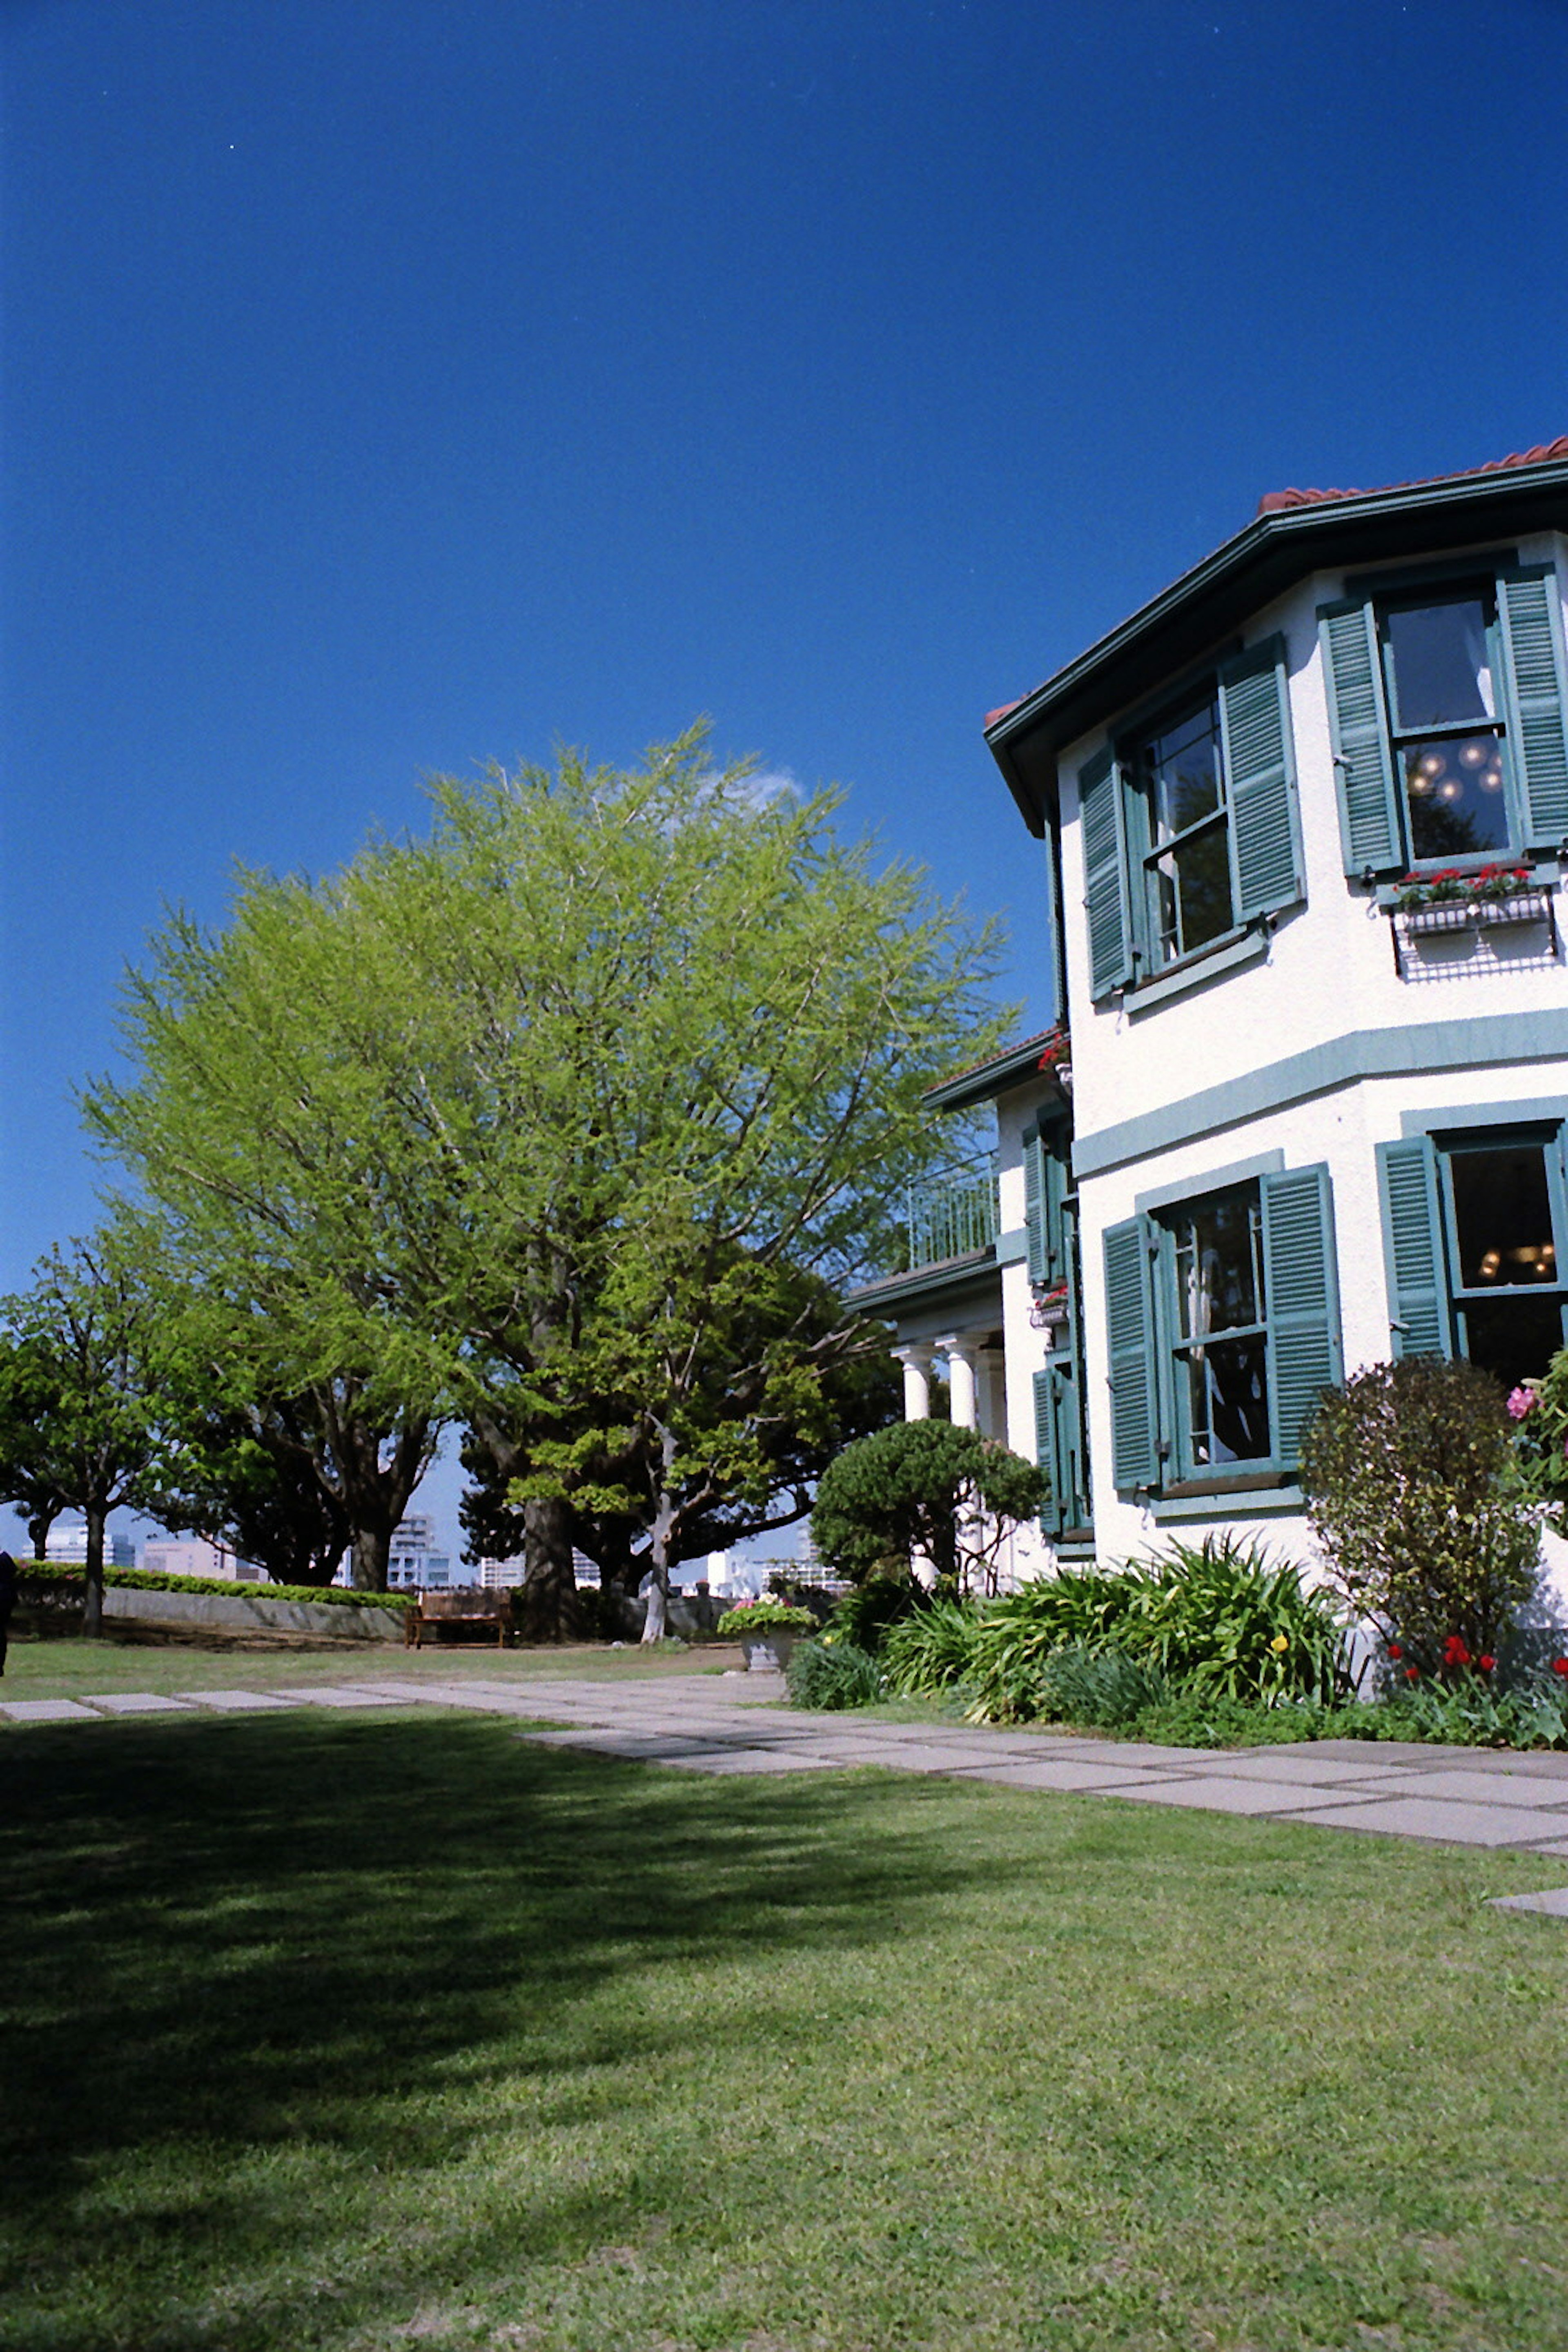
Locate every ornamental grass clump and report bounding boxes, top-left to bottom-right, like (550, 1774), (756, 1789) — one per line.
(1301, 1358), (1542, 1666)
(785, 1639), (885, 1711)
(879, 1596), (983, 1699)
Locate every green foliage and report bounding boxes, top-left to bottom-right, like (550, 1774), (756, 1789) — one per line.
(880, 1596), (983, 1696)
(875, 1541), (1347, 1723)
(1031, 1646), (1168, 1730)
(18, 1561), (415, 1611)
(810, 1421), (1047, 1592)
(820, 1572), (918, 1655)
(1506, 1348), (1568, 1530)
(1301, 1358), (1542, 1659)
(714, 1598), (816, 1636)
(785, 1638), (885, 1711)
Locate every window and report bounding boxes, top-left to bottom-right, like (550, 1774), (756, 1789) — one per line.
(1378, 1127), (1568, 1391)
(1080, 635), (1304, 1000)
(1321, 563), (1568, 878)
(1102, 1165), (1340, 1494)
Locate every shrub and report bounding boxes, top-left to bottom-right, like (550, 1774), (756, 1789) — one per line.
(820, 1572), (918, 1656)
(18, 1561), (416, 1611)
(810, 1421), (1047, 1592)
(880, 1597), (983, 1697)
(1301, 1358), (1542, 1662)
(1033, 1646), (1167, 1730)
(786, 1639), (884, 1711)
(1506, 1348), (1568, 1532)
(950, 1539), (1348, 1721)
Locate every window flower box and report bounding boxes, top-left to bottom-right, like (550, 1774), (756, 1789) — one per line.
(1402, 888), (1553, 935)
(1031, 1284), (1071, 1330)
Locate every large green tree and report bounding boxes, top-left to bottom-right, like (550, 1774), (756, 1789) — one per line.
(88, 727), (1006, 1620)
(0, 1238), (165, 1634)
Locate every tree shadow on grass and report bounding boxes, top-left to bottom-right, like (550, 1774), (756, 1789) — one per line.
(0, 1712), (1021, 2350)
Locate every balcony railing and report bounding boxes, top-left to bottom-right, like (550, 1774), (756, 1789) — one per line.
(906, 1154), (999, 1269)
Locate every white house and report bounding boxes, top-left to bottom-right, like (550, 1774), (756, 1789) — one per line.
(860, 435), (1568, 1592)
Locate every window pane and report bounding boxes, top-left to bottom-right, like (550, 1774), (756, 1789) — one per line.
(1460, 1295), (1565, 1395)
(1185, 1335), (1270, 1464)
(1403, 731), (1509, 858)
(1154, 824), (1232, 961)
(1174, 1185), (1261, 1339)
(1144, 699), (1221, 841)
(1450, 1145), (1557, 1288)
(1386, 599), (1493, 730)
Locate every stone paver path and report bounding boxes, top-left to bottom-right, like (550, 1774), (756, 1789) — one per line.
(11, 1670), (1568, 1891)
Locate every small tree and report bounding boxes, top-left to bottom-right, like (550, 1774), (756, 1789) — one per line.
(0, 1239), (165, 1635)
(811, 1421), (1047, 1596)
(1300, 1358), (1541, 1663)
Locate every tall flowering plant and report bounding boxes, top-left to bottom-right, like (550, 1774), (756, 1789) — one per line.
(1506, 1354), (1568, 1534)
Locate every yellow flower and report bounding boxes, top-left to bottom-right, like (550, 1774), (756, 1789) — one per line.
(1270, 1633), (1289, 1654)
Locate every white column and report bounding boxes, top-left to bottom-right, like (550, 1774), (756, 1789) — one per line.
(945, 1340), (978, 1431)
(894, 1346), (931, 1422)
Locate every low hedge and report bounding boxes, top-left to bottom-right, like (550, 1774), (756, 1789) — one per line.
(16, 1561), (416, 1613)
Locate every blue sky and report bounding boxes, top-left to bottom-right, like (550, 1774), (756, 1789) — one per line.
(4, 0), (1566, 1559)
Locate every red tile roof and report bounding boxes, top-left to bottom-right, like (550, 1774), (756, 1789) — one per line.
(1256, 435), (1568, 515)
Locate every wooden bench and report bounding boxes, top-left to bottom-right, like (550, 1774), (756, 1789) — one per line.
(405, 1588), (514, 1648)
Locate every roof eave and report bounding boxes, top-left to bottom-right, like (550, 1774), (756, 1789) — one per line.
(985, 460), (1568, 832)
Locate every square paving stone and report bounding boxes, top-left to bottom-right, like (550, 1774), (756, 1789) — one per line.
(1377, 1766), (1568, 1808)
(173, 1690), (301, 1712)
(1205, 1752), (1420, 1785)
(946, 1758), (1182, 1793)
(654, 1748), (840, 1774)
(82, 1693), (197, 1715)
(0, 1699), (100, 1722)
(277, 1688), (424, 1708)
(1107, 1775), (1393, 1817)
(1490, 1886), (1568, 1917)
(1287, 1796), (1568, 1846)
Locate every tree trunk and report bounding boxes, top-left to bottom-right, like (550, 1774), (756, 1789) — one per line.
(83, 1503), (105, 1639)
(349, 1525), (392, 1590)
(515, 1494), (583, 1642)
(26, 1505), (58, 1566)
(641, 1433), (678, 1644)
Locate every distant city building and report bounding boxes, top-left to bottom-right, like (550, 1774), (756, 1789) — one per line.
(141, 1535), (254, 1582)
(478, 1549), (601, 1588)
(387, 1513), (452, 1590)
(45, 1525), (136, 1568)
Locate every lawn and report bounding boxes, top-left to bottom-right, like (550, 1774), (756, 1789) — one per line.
(3, 1713), (1568, 2352)
(0, 1633), (742, 1702)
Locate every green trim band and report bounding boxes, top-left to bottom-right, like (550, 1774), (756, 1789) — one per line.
(994, 1226), (1029, 1265)
(1399, 1096), (1568, 1138)
(1125, 925), (1270, 1018)
(1134, 1149), (1284, 1214)
(1074, 1011), (1568, 1180)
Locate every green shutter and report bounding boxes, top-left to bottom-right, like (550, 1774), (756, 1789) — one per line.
(1319, 596), (1402, 874)
(1220, 635), (1304, 918)
(1033, 1366), (1055, 1530)
(1023, 1127), (1047, 1282)
(1103, 1215), (1158, 1491)
(1080, 744), (1133, 998)
(1260, 1165), (1341, 1465)
(1375, 1138), (1452, 1359)
(1497, 566), (1568, 850)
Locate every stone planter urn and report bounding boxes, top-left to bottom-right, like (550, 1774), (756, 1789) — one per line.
(741, 1632), (802, 1675)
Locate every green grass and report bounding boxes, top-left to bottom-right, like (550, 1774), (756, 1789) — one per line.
(4, 1715), (1568, 2348)
(0, 1633), (742, 1702)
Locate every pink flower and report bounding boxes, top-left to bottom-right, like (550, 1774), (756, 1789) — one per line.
(1507, 1385), (1537, 1420)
